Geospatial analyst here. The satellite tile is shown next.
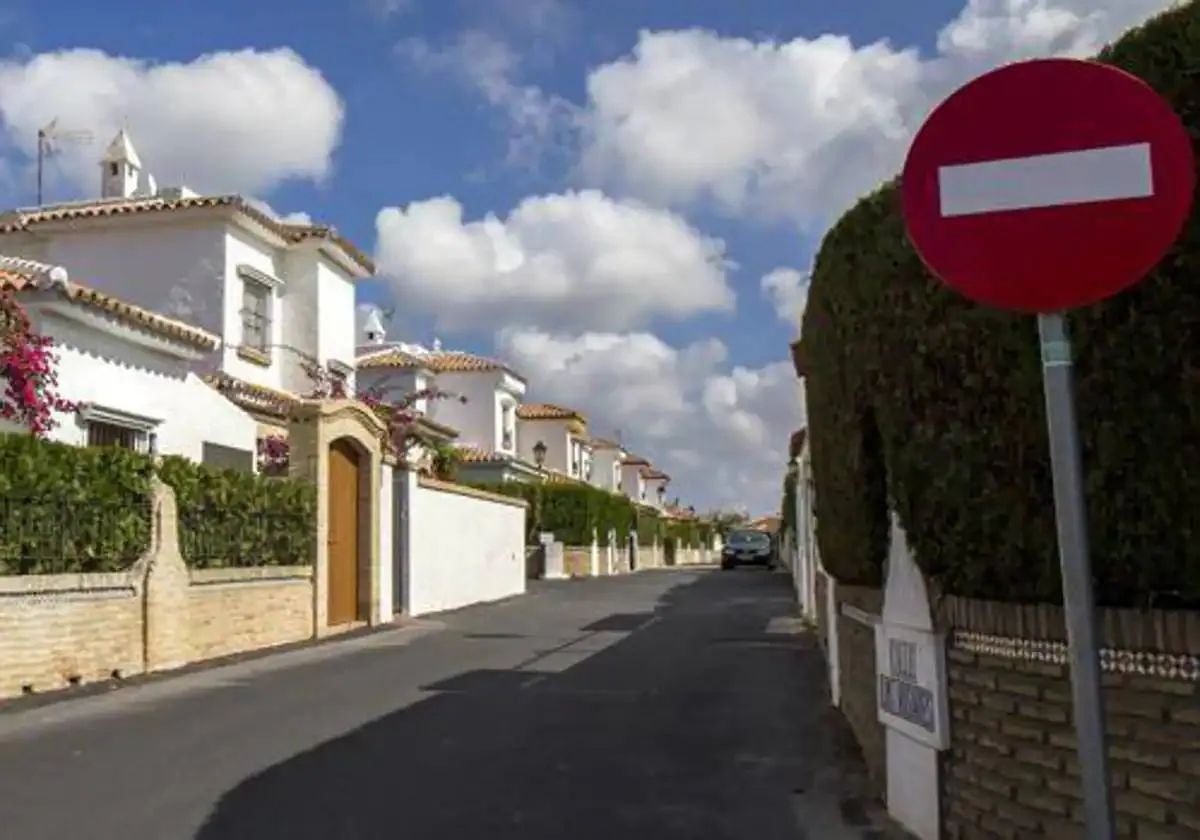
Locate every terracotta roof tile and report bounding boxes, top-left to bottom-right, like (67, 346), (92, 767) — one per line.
(516, 403), (586, 422)
(0, 195), (374, 274)
(453, 445), (509, 464)
(1, 257), (218, 351)
(641, 468), (671, 481)
(621, 454), (650, 466)
(357, 347), (524, 380)
(356, 348), (430, 370)
(203, 373), (298, 419)
(589, 437), (622, 450)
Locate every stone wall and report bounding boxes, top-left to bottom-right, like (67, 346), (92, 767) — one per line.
(940, 596), (1200, 839)
(188, 567), (314, 662)
(563, 547), (592, 578)
(837, 585), (886, 790)
(0, 482), (317, 701)
(0, 572), (143, 697)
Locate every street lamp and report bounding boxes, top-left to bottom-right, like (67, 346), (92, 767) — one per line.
(533, 440), (547, 468)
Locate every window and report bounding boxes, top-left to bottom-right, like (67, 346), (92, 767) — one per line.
(500, 402), (515, 451)
(109, 162), (119, 177)
(87, 421), (142, 451)
(240, 277), (272, 351)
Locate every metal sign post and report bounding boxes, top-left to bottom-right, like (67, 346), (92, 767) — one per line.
(1038, 313), (1115, 839)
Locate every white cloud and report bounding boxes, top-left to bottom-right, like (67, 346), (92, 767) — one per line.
(365, 0), (412, 19)
(577, 1), (1175, 228)
(499, 328), (801, 515)
(374, 189), (735, 333)
(397, 30), (577, 167)
(0, 48), (343, 200)
(761, 268), (809, 333)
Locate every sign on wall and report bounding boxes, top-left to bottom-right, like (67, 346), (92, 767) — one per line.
(874, 623), (950, 750)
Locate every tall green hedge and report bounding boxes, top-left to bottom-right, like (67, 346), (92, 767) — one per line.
(0, 434), (153, 574)
(803, 2), (1200, 606)
(469, 481), (636, 547)
(0, 434), (316, 574)
(158, 456), (316, 568)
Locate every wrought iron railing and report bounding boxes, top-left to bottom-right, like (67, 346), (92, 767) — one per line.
(0, 495), (151, 575)
(176, 505), (314, 569)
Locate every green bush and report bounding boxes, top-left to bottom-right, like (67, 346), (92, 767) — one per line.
(0, 433), (153, 574)
(158, 456), (316, 569)
(802, 2), (1200, 606)
(467, 481), (635, 547)
(636, 506), (663, 546)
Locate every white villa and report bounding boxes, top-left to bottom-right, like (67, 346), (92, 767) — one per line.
(588, 437), (625, 493)
(515, 403), (592, 483)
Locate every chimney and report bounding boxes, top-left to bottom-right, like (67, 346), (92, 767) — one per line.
(100, 130), (143, 199)
(362, 308), (387, 345)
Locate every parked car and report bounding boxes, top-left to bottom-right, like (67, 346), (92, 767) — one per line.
(721, 529), (775, 569)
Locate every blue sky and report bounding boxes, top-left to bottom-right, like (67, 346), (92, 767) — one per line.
(0, 0), (1168, 513)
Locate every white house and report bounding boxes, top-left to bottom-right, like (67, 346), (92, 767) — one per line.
(619, 454), (650, 503)
(588, 437), (625, 492)
(642, 467), (671, 509)
(0, 130), (373, 424)
(356, 326), (539, 483)
(1, 255), (257, 465)
(515, 403), (592, 482)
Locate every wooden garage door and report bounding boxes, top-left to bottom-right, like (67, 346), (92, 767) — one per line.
(327, 439), (360, 625)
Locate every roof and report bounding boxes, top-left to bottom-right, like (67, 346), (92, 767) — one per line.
(204, 373), (298, 419)
(103, 130), (142, 168)
(589, 437), (622, 450)
(357, 347), (524, 380)
(516, 403), (586, 422)
(621, 454), (650, 466)
(641, 468), (671, 482)
(0, 194), (374, 275)
(1, 256), (219, 351)
(453, 445), (515, 465)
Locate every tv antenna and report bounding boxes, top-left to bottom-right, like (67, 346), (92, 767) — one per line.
(37, 119), (93, 205)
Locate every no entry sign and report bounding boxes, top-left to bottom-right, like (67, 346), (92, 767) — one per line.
(902, 58), (1194, 312)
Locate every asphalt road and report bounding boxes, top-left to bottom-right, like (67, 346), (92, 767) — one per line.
(0, 567), (902, 839)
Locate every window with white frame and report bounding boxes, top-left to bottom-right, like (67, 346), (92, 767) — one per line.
(240, 275), (272, 352)
(80, 406), (159, 455)
(500, 401), (515, 451)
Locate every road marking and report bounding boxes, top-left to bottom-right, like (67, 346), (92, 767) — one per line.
(938, 142), (1153, 217)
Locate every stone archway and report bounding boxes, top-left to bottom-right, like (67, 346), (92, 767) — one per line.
(288, 399), (389, 635)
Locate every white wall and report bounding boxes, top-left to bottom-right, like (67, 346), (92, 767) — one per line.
(620, 464), (645, 502)
(590, 448), (622, 491)
(400, 473), (526, 616)
(428, 372), (501, 452)
(644, 476), (668, 507)
(36, 311), (257, 462)
(517, 418), (569, 471)
(315, 258), (356, 383)
(5, 223), (227, 339)
(280, 250), (320, 395)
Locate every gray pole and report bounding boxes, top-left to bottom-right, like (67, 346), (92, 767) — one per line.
(1037, 313), (1114, 839)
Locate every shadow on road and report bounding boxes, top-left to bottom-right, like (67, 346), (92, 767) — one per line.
(196, 570), (883, 840)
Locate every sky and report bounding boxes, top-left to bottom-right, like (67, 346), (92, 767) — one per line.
(0, 0), (1175, 515)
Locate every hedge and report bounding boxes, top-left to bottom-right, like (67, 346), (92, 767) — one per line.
(802, 2), (1200, 606)
(0, 434), (316, 574)
(158, 456), (316, 569)
(0, 433), (153, 574)
(468, 481), (636, 547)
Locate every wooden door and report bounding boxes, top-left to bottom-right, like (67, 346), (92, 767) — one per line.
(327, 439), (360, 625)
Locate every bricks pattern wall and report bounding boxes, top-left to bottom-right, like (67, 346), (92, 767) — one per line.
(0, 584), (142, 697)
(944, 647), (1200, 839)
(836, 585), (886, 790)
(188, 577), (313, 662)
(563, 548), (592, 577)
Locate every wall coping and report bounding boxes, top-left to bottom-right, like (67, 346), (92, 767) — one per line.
(417, 476), (529, 508)
(189, 566), (314, 586)
(939, 594), (1200, 655)
(0, 569), (138, 597)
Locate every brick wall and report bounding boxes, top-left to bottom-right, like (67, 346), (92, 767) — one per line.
(0, 482), (318, 701)
(837, 585), (886, 790)
(0, 573), (143, 697)
(941, 597), (1200, 839)
(563, 547), (592, 577)
(188, 568), (314, 662)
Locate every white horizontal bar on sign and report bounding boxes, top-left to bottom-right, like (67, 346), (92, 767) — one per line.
(938, 143), (1153, 218)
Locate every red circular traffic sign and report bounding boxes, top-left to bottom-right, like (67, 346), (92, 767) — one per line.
(901, 58), (1194, 312)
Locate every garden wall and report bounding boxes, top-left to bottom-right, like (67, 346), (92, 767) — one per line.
(0, 482), (316, 700)
(402, 475), (526, 615)
(836, 585), (887, 790)
(941, 597), (1200, 838)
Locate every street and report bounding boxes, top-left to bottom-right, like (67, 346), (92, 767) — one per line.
(0, 568), (898, 839)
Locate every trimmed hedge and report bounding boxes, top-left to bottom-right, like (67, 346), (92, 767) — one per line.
(802, 2), (1200, 606)
(0, 433), (153, 574)
(0, 434), (316, 574)
(158, 456), (316, 569)
(468, 481), (636, 547)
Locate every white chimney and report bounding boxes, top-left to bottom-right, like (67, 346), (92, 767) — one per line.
(363, 308), (387, 345)
(100, 130), (142, 199)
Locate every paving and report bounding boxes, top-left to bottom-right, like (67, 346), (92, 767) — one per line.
(0, 567), (905, 839)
